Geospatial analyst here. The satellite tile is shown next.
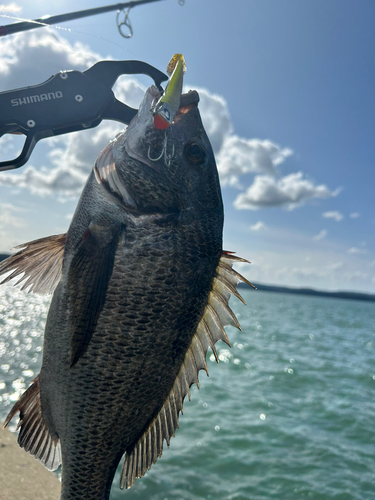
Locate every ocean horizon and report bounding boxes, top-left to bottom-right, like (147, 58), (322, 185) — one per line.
(1, 253), (374, 304)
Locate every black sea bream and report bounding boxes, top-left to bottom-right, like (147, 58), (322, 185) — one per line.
(1, 73), (251, 499)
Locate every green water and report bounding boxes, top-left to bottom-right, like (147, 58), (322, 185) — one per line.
(0, 286), (374, 499)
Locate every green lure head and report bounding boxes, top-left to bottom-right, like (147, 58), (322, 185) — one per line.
(152, 54), (186, 130)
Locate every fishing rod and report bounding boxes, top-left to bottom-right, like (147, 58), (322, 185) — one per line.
(0, 0), (183, 38)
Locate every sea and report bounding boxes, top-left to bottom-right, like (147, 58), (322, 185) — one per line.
(0, 285), (374, 500)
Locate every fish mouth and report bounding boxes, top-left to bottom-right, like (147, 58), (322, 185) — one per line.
(124, 88), (200, 169)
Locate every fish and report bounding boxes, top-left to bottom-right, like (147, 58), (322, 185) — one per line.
(0, 55), (253, 499)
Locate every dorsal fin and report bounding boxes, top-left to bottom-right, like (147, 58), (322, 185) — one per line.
(120, 251), (253, 489)
(0, 234), (66, 294)
(2, 376), (61, 471)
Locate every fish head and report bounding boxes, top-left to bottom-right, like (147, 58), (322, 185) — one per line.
(94, 85), (223, 218)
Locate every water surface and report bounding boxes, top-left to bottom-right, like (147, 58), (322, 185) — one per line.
(0, 286), (374, 500)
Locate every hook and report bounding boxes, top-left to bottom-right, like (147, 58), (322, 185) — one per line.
(148, 143), (165, 162)
(148, 130), (175, 166)
(116, 8), (133, 39)
(165, 143), (175, 166)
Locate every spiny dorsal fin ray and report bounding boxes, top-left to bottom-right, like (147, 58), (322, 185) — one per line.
(209, 290), (241, 331)
(0, 234), (66, 294)
(120, 251), (253, 489)
(221, 251), (249, 263)
(214, 275), (247, 305)
(2, 376), (61, 471)
(218, 258), (256, 289)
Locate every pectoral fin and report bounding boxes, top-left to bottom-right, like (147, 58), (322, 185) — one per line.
(68, 223), (122, 367)
(0, 234), (66, 294)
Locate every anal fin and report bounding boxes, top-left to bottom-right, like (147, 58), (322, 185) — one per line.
(2, 376), (61, 471)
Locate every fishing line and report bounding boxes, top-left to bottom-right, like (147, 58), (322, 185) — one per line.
(0, 1), (185, 61)
(0, 13), (140, 58)
(0, 14), (73, 33)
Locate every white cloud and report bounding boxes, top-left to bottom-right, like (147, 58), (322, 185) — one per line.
(191, 87), (232, 153)
(0, 123), (127, 198)
(250, 221), (267, 231)
(0, 201), (25, 229)
(350, 271), (369, 280)
(195, 86), (337, 213)
(0, 3), (21, 13)
(350, 212), (360, 219)
(0, 32), (101, 91)
(313, 229), (327, 241)
(322, 211), (344, 221)
(348, 247), (367, 255)
(233, 172), (337, 210)
(188, 88), (295, 194)
(326, 261), (343, 270)
(0, 162), (86, 199)
(217, 137), (292, 188)
(0, 133), (24, 162)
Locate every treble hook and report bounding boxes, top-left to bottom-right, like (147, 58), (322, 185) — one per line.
(116, 8), (133, 39)
(148, 130), (175, 166)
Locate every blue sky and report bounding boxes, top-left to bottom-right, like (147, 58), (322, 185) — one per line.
(0, 0), (374, 293)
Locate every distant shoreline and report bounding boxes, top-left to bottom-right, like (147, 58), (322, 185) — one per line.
(1, 253), (374, 303)
(241, 282), (375, 303)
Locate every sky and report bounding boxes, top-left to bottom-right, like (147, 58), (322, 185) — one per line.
(0, 0), (374, 293)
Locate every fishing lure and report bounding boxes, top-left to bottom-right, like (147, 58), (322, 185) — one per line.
(152, 54), (187, 130)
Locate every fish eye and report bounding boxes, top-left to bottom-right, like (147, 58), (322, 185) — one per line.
(184, 141), (207, 165)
